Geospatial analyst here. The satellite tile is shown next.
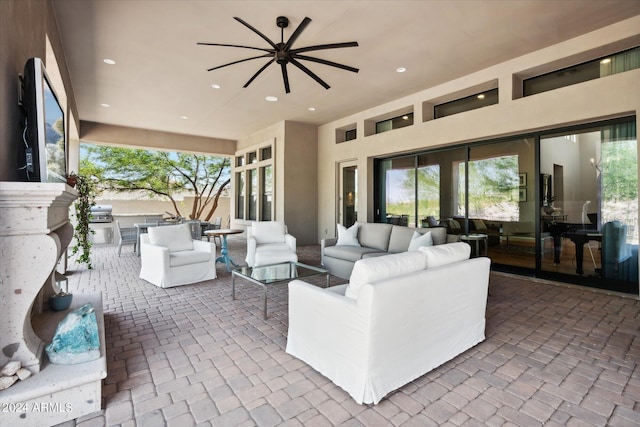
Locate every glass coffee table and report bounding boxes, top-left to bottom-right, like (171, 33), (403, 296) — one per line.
(232, 261), (330, 319)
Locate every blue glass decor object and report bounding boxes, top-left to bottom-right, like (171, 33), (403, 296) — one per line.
(45, 303), (100, 364)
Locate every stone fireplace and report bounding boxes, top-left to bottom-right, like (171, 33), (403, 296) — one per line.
(0, 182), (107, 426)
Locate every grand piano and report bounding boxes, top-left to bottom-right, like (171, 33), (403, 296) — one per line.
(544, 214), (600, 275)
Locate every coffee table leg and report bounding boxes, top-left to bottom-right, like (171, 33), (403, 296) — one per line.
(231, 272), (236, 300)
(263, 285), (268, 320)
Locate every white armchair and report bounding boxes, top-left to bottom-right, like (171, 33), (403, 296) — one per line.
(246, 221), (298, 267)
(140, 223), (216, 288)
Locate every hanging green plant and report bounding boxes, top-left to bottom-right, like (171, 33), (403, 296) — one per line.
(70, 173), (96, 269)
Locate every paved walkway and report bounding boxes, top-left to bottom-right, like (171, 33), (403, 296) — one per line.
(60, 237), (639, 426)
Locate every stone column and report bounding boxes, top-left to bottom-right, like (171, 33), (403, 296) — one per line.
(0, 182), (77, 373)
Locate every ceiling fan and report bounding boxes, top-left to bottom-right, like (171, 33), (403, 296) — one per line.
(198, 16), (359, 93)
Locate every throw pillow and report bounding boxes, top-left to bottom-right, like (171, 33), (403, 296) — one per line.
(407, 231), (433, 251)
(346, 251), (428, 299)
(418, 242), (470, 268)
(449, 219), (461, 230)
(472, 219), (487, 231)
(336, 222), (360, 247)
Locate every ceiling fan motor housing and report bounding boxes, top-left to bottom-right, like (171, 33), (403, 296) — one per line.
(276, 16), (289, 28)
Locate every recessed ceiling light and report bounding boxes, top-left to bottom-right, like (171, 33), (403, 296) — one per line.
(211, 84), (221, 89)
(180, 116), (188, 120)
(477, 94), (485, 99)
(308, 107), (316, 111)
(600, 58), (611, 64)
(103, 59), (116, 65)
(265, 96), (278, 102)
(100, 103), (110, 107)
(396, 67), (406, 73)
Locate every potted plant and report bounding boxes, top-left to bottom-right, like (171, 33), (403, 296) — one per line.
(70, 174), (96, 269)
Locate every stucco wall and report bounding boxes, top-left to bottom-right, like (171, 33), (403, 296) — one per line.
(316, 16), (640, 243)
(0, 0), (68, 181)
(233, 120), (318, 245)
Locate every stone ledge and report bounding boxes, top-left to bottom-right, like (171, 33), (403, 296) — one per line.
(0, 292), (107, 427)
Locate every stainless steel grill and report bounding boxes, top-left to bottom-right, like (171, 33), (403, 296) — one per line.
(89, 205), (113, 223)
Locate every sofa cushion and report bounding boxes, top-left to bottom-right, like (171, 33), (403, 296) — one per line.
(358, 223), (393, 251)
(149, 223), (193, 252)
(170, 250), (211, 267)
(345, 251), (428, 299)
(387, 226), (420, 253)
(336, 223), (361, 246)
(408, 231), (433, 251)
(252, 221), (286, 244)
(428, 226), (447, 245)
(324, 245), (384, 263)
(419, 242), (470, 268)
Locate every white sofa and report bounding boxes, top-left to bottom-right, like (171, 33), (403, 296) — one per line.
(322, 222), (459, 279)
(246, 221), (298, 267)
(287, 243), (491, 405)
(139, 223), (217, 288)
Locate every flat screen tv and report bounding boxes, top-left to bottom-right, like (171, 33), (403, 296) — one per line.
(21, 57), (67, 183)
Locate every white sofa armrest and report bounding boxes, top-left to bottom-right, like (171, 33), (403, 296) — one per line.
(246, 235), (257, 266)
(285, 233), (297, 253)
(321, 237), (338, 266)
(286, 280), (371, 402)
(192, 239), (216, 254)
(139, 236), (171, 284)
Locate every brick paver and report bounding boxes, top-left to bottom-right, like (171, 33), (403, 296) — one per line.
(60, 237), (639, 426)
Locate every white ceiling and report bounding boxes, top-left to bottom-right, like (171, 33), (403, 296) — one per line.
(52, 0), (640, 142)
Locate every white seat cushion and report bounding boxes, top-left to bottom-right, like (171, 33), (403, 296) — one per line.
(170, 250), (211, 267)
(149, 223), (193, 252)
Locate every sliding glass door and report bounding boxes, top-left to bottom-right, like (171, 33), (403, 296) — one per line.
(375, 118), (638, 293)
(540, 121), (638, 293)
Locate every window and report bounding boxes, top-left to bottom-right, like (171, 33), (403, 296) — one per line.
(417, 154), (440, 223)
(261, 165), (272, 221)
(248, 169), (257, 220)
(375, 113), (413, 134)
(260, 146), (272, 161)
(434, 89), (498, 119)
(524, 47), (640, 96)
(236, 156), (244, 167)
(247, 151), (257, 164)
(235, 144), (274, 221)
(236, 172), (245, 220)
(345, 128), (357, 141)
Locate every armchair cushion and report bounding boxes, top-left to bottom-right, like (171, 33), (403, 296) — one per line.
(148, 223), (193, 252)
(170, 250), (211, 267)
(252, 221), (286, 244)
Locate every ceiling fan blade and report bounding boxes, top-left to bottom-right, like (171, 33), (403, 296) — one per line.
(243, 58), (276, 88)
(234, 17), (278, 49)
(290, 41), (359, 54)
(293, 54), (359, 73)
(197, 42), (273, 53)
(284, 17), (311, 50)
(280, 63), (291, 94)
(289, 58), (330, 90)
(207, 54), (271, 72)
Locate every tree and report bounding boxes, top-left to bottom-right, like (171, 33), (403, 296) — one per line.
(80, 145), (230, 220)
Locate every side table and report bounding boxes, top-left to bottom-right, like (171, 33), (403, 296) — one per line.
(460, 233), (488, 257)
